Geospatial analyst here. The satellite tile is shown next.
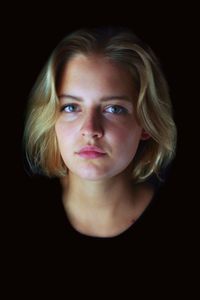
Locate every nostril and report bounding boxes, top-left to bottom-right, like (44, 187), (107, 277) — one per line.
(81, 121), (104, 138)
(81, 128), (103, 138)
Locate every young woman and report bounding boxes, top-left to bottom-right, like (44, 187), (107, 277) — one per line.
(23, 27), (177, 238)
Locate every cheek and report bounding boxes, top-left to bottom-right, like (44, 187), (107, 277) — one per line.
(55, 121), (75, 150)
(109, 122), (142, 149)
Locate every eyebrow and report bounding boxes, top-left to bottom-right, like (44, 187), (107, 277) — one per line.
(58, 94), (132, 102)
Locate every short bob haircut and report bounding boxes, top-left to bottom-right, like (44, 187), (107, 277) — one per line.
(23, 26), (177, 183)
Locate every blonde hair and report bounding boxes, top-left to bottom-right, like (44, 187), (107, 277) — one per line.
(23, 26), (177, 183)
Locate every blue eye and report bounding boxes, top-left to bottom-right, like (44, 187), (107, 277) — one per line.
(105, 105), (128, 114)
(61, 104), (79, 113)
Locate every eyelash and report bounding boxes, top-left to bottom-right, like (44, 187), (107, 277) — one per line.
(60, 104), (128, 115)
(61, 104), (79, 113)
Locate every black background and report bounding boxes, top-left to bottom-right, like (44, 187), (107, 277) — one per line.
(3, 2), (198, 297)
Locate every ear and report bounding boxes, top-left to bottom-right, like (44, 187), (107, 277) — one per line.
(141, 129), (150, 141)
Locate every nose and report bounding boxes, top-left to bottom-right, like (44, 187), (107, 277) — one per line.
(80, 109), (104, 139)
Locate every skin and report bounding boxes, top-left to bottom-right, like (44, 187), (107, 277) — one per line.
(55, 54), (153, 237)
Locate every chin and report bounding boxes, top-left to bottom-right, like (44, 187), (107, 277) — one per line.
(68, 162), (132, 182)
(74, 167), (126, 182)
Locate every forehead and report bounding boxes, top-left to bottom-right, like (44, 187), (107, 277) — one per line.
(58, 54), (136, 95)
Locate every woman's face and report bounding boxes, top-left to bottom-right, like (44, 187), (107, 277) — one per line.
(55, 54), (145, 181)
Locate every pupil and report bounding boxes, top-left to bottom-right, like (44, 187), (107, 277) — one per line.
(113, 106), (119, 113)
(69, 105), (74, 111)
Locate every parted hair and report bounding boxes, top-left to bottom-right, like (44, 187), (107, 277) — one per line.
(23, 26), (177, 183)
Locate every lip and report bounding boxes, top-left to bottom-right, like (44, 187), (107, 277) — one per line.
(76, 146), (106, 159)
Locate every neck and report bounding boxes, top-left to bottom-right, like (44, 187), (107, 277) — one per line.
(63, 171), (135, 211)
(60, 172), (154, 237)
